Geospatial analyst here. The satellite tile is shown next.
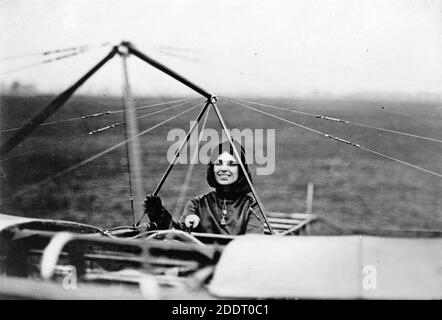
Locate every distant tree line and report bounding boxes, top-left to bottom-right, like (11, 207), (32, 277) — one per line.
(1, 81), (37, 96)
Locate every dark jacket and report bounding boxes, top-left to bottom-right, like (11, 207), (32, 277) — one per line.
(148, 140), (266, 235)
(172, 191), (264, 235)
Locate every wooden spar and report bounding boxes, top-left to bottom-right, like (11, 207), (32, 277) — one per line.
(119, 45), (145, 225)
(0, 47), (118, 156)
(127, 43), (212, 99)
(136, 100), (211, 226)
(210, 101), (274, 235)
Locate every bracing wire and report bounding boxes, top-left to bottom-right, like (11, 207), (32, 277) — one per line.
(157, 45), (201, 54)
(0, 50), (90, 76)
(0, 42), (112, 76)
(0, 98), (200, 162)
(0, 42), (111, 61)
(85, 98), (201, 135)
(13, 101), (203, 195)
(227, 97), (442, 144)
(224, 97), (442, 179)
(0, 97), (199, 134)
(357, 146), (442, 178)
(154, 50), (200, 63)
(137, 44), (201, 63)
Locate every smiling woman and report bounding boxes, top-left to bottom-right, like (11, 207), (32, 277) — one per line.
(144, 140), (265, 235)
(212, 152), (240, 186)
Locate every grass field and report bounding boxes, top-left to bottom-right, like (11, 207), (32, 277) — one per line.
(0, 94), (441, 231)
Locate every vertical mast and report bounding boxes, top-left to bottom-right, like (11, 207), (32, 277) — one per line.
(119, 42), (145, 224)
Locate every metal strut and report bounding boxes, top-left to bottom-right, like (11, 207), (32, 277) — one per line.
(137, 96), (274, 234)
(136, 99), (212, 226)
(1, 39), (271, 231)
(125, 40), (273, 231)
(127, 43), (212, 100)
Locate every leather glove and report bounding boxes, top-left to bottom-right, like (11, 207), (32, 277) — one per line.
(143, 194), (171, 229)
(144, 194), (163, 212)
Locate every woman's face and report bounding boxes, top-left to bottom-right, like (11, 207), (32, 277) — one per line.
(213, 151), (239, 185)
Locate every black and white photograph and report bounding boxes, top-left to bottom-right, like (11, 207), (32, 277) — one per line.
(0, 0), (441, 305)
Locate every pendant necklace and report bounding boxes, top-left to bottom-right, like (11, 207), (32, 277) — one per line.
(221, 198), (227, 226)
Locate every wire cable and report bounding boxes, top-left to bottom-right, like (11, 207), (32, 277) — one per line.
(85, 99), (201, 135)
(1, 99), (200, 162)
(224, 97), (442, 179)
(0, 42), (111, 61)
(226, 97), (442, 144)
(13, 102), (203, 195)
(0, 50), (91, 76)
(0, 42), (112, 76)
(0, 97), (199, 134)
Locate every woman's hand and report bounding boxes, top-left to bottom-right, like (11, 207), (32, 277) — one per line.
(143, 194), (171, 229)
(144, 194), (163, 212)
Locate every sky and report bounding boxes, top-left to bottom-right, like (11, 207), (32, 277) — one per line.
(0, 0), (441, 98)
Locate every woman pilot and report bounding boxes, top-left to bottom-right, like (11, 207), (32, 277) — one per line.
(144, 140), (265, 235)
